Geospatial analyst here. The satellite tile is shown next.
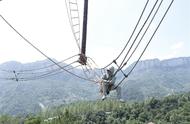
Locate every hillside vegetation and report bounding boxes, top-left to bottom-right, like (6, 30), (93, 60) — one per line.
(0, 57), (190, 115)
(1, 92), (190, 124)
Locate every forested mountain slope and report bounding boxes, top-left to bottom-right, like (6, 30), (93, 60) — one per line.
(1, 92), (190, 124)
(0, 57), (190, 115)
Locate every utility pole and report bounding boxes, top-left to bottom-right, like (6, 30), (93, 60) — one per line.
(79, 0), (88, 65)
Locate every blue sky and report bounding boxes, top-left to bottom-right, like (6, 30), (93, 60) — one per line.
(0, 0), (189, 67)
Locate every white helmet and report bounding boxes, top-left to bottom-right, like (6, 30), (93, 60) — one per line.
(107, 66), (115, 75)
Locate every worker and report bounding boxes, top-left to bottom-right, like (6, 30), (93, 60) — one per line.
(99, 66), (122, 100)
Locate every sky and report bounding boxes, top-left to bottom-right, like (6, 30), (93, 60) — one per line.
(0, 0), (189, 67)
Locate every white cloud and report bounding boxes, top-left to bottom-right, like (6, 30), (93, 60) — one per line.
(0, 0), (189, 66)
(162, 51), (177, 60)
(170, 41), (184, 50)
(161, 41), (185, 60)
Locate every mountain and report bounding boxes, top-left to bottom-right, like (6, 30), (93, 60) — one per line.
(0, 60), (99, 115)
(122, 57), (190, 100)
(0, 57), (190, 115)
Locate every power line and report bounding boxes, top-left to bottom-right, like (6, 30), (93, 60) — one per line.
(86, 59), (101, 80)
(18, 54), (79, 72)
(115, 0), (164, 75)
(115, 0), (174, 88)
(0, 63), (82, 81)
(102, 0), (150, 69)
(20, 64), (82, 81)
(0, 15), (97, 83)
(128, 0), (174, 76)
(0, 54), (79, 73)
(0, 77), (14, 80)
(0, 68), (13, 73)
(17, 61), (77, 75)
(117, 0), (159, 71)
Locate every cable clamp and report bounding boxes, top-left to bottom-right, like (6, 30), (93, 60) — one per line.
(124, 74), (128, 78)
(113, 60), (117, 64)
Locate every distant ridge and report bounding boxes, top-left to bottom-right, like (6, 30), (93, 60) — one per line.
(0, 56), (190, 115)
(127, 56), (190, 72)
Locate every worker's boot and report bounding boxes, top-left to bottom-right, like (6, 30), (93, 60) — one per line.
(102, 95), (106, 100)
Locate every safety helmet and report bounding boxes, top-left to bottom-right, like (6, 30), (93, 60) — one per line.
(107, 66), (115, 74)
